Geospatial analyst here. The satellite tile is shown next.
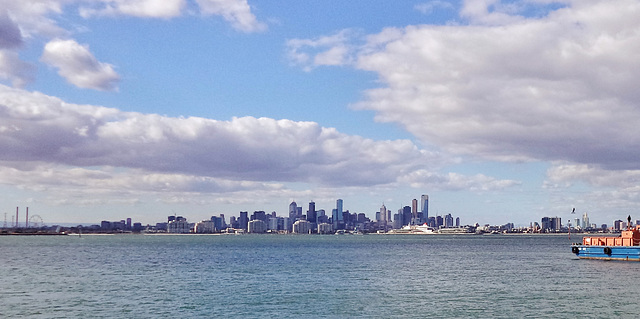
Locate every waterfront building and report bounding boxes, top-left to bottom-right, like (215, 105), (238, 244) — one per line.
(337, 199), (343, 221)
(421, 194), (429, 223)
(541, 217), (561, 232)
(444, 214), (454, 228)
(317, 222), (333, 234)
(393, 212), (403, 229)
(248, 220), (267, 233)
(168, 217), (190, 233)
(293, 220), (310, 234)
(268, 217), (279, 231)
(194, 220), (216, 233)
(574, 218), (581, 228)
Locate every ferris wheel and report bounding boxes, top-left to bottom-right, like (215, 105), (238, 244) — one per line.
(29, 215), (44, 228)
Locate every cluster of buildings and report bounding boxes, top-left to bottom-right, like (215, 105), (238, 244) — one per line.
(160, 195), (439, 234)
(6, 200), (637, 235)
(537, 212), (640, 233)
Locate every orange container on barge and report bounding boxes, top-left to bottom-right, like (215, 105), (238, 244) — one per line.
(571, 225), (640, 261)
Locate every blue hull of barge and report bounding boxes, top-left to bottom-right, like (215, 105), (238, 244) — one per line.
(571, 245), (640, 261)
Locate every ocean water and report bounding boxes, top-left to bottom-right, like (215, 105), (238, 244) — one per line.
(1, 234), (638, 318)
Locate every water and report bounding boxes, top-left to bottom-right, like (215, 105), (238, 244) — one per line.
(1, 234), (638, 318)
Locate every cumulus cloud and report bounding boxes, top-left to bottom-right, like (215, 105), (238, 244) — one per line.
(41, 39), (120, 91)
(195, 0), (267, 33)
(0, 10), (23, 49)
(289, 1), (640, 170)
(414, 1), (455, 15)
(343, 0), (640, 170)
(0, 50), (35, 88)
(0, 85), (519, 206)
(0, 0), (266, 88)
(78, 0), (186, 18)
(286, 29), (356, 71)
(0, 84), (443, 187)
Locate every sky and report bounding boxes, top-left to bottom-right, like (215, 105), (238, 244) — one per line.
(1, 0), (640, 227)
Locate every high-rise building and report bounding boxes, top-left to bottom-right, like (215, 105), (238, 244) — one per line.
(308, 201), (316, 223)
(379, 203), (387, 224)
(582, 212), (590, 229)
(402, 206), (412, 226)
(421, 195), (429, 223)
(336, 199), (343, 221)
(412, 199), (418, 220)
(239, 211), (248, 231)
(289, 201), (298, 220)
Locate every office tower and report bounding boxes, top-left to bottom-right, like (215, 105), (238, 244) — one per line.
(332, 209), (339, 228)
(444, 213), (453, 228)
(421, 195), (429, 223)
(289, 201), (297, 220)
(336, 199), (343, 221)
(402, 206), (412, 226)
(308, 201), (316, 223)
(379, 203), (387, 224)
(412, 199), (418, 220)
(582, 213), (590, 229)
(239, 211), (248, 231)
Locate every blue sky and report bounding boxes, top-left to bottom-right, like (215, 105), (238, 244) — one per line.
(1, 0), (639, 227)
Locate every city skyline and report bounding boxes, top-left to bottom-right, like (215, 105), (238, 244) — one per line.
(2, 1), (640, 226)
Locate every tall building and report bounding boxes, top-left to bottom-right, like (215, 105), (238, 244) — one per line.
(379, 203), (387, 225)
(289, 201), (298, 220)
(402, 206), (412, 226)
(412, 199), (418, 220)
(239, 211), (248, 231)
(308, 201), (316, 223)
(421, 195), (429, 223)
(582, 212), (590, 229)
(336, 199), (343, 221)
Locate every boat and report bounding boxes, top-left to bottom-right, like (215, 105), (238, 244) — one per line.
(571, 224), (640, 261)
(388, 223), (437, 234)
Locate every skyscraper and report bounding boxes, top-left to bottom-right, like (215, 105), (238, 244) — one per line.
(289, 201), (297, 221)
(239, 211), (248, 231)
(412, 198), (418, 220)
(336, 199), (343, 221)
(308, 201), (316, 223)
(379, 203), (387, 225)
(421, 194), (429, 223)
(582, 212), (590, 229)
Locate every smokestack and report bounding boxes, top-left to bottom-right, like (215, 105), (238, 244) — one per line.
(16, 207), (18, 228)
(26, 207), (29, 228)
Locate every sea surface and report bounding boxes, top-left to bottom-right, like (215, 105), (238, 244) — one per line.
(1, 233), (638, 318)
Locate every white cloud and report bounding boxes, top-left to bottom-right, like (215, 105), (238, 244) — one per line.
(0, 84), (446, 187)
(195, 0), (267, 33)
(0, 50), (35, 88)
(414, 1), (455, 15)
(344, 0), (640, 169)
(0, 84), (522, 210)
(41, 39), (120, 91)
(78, 0), (186, 18)
(286, 29), (355, 71)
